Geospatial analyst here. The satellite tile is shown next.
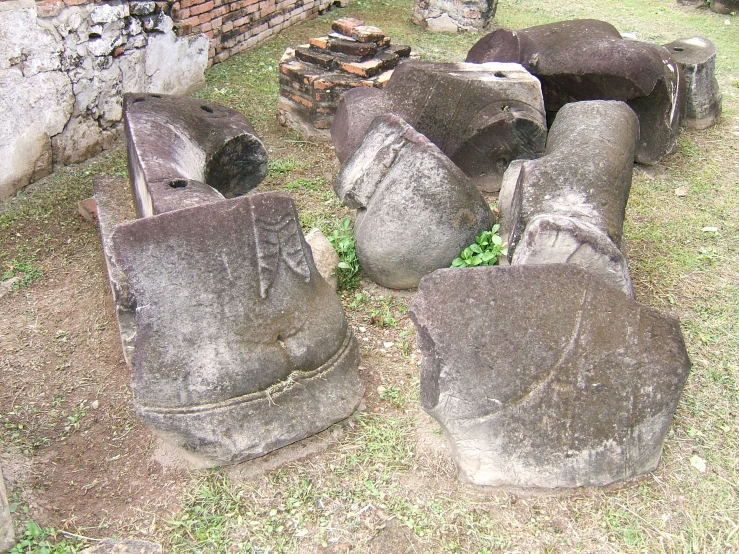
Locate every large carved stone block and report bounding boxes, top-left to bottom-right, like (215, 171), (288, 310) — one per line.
(334, 114), (493, 289)
(104, 192), (363, 466)
(503, 100), (639, 296)
(466, 19), (685, 165)
(123, 93), (268, 217)
(332, 61), (546, 192)
(409, 264), (691, 488)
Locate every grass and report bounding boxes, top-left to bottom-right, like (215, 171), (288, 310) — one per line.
(1, 0), (738, 552)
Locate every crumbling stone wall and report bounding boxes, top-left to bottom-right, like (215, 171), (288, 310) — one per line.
(171, 0), (340, 65)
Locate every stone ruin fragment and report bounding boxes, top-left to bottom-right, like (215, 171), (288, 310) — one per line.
(411, 0), (498, 33)
(501, 100), (639, 297)
(334, 114), (493, 289)
(0, 466), (13, 553)
(466, 19), (686, 165)
(96, 95), (364, 466)
(663, 37), (722, 129)
(277, 18), (413, 141)
(332, 61), (547, 192)
(409, 264), (691, 488)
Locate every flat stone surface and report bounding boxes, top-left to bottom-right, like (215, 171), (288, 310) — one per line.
(409, 264), (691, 488)
(107, 192), (364, 466)
(335, 114), (493, 289)
(80, 539), (161, 554)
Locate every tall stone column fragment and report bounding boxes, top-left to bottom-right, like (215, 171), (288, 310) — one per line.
(334, 115), (493, 289)
(409, 265), (691, 488)
(332, 62), (547, 192)
(124, 93), (268, 217)
(504, 101), (639, 296)
(102, 192), (364, 466)
(466, 19), (685, 165)
(663, 37), (721, 129)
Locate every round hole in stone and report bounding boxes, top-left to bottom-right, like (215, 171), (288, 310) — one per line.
(201, 105), (214, 113)
(169, 179), (188, 188)
(132, 97), (145, 104)
(88, 33), (102, 40)
(494, 71), (507, 78)
(673, 46), (685, 52)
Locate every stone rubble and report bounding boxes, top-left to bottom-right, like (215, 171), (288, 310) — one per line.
(411, 0), (498, 33)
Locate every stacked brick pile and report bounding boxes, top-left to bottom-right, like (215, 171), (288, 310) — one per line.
(277, 17), (413, 140)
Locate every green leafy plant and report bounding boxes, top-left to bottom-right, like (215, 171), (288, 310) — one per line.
(10, 520), (86, 554)
(328, 217), (361, 291)
(451, 224), (507, 268)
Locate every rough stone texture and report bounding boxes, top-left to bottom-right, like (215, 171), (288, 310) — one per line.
(335, 114), (493, 289)
(0, 464), (13, 553)
(332, 61), (547, 193)
(305, 228), (340, 290)
(124, 93), (268, 217)
(663, 37), (721, 129)
(411, 0), (498, 32)
(105, 192), (363, 466)
(80, 540), (162, 554)
(409, 264), (691, 488)
(0, 1), (208, 202)
(710, 0), (739, 13)
(504, 101), (638, 296)
(466, 19), (685, 165)
(676, 0), (706, 6)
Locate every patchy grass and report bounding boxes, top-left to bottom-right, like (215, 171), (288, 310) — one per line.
(1, 0), (738, 552)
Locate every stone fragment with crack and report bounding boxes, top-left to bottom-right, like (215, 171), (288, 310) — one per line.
(466, 19), (685, 165)
(409, 264), (691, 488)
(123, 93), (268, 217)
(503, 100), (639, 296)
(332, 61), (547, 192)
(334, 114), (493, 289)
(106, 192), (364, 466)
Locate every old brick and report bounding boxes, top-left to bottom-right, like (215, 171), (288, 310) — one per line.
(309, 36), (329, 50)
(190, 1), (215, 16)
(328, 39), (377, 58)
(295, 47), (337, 70)
(351, 25), (386, 43)
(331, 17), (365, 36)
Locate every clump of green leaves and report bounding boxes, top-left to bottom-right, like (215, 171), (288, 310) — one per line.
(451, 224), (507, 268)
(2, 258), (43, 288)
(328, 217), (361, 291)
(10, 520), (87, 554)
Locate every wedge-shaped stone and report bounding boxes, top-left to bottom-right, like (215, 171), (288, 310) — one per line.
(409, 264), (691, 488)
(335, 115), (493, 289)
(107, 192), (364, 466)
(332, 61), (546, 192)
(466, 19), (685, 164)
(124, 93), (268, 217)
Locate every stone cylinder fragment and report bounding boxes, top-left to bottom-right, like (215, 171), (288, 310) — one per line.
(505, 100), (638, 296)
(409, 264), (691, 488)
(334, 114), (493, 289)
(332, 62), (547, 192)
(466, 19), (685, 165)
(108, 192), (364, 466)
(663, 37), (722, 129)
(123, 93), (268, 217)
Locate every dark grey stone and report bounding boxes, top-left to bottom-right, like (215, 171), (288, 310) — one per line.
(123, 93), (268, 217)
(332, 61), (546, 192)
(0, 465), (13, 554)
(663, 37), (721, 129)
(335, 114), (493, 289)
(710, 0), (739, 14)
(409, 264), (691, 488)
(107, 192), (364, 466)
(504, 101), (638, 295)
(466, 19), (685, 165)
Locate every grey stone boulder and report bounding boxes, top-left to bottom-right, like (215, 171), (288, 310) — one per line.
(505, 100), (638, 296)
(335, 114), (493, 289)
(332, 61), (547, 192)
(108, 192), (364, 466)
(411, 0), (499, 32)
(123, 93), (268, 217)
(466, 19), (685, 165)
(409, 264), (691, 488)
(0, 465), (13, 553)
(710, 0), (739, 13)
(663, 37), (721, 129)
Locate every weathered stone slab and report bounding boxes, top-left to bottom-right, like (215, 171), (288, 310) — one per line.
(335, 114), (493, 289)
(124, 93), (268, 218)
(332, 61), (547, 192)
(0, 465), (13, 553)
(466, 19), (685, 165)
(411, 0), (498, 32)
(106, 192), (364, 466)
(409, 264), (691, 488)
(80, 539), (162, 554)
(663, 37), (721, 129)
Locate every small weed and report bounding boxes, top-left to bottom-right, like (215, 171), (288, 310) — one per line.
(451, 224), (507, 268)
(370, 296), (398, 328)
(2, 258), (43, 288)
(283, 177), (327, 192)
(327, 217), (361, 291)
(379, 386), (407, 409)
(63, 401), (88, 436)
(267, 157), (300, 177)
(9, 520), (87, 554)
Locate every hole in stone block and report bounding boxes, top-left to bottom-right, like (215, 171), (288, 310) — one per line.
(494, 71), (507, 78)
(673, 46), (685, 52)
(169, 179), (188, 188)
(201, 105), (214, 113)
(151, 94), (162, 98)
(132, 97), (145, 103)
(89, 33), (102, 40)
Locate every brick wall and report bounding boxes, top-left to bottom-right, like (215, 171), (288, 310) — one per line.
(171, 0), (338, 66)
